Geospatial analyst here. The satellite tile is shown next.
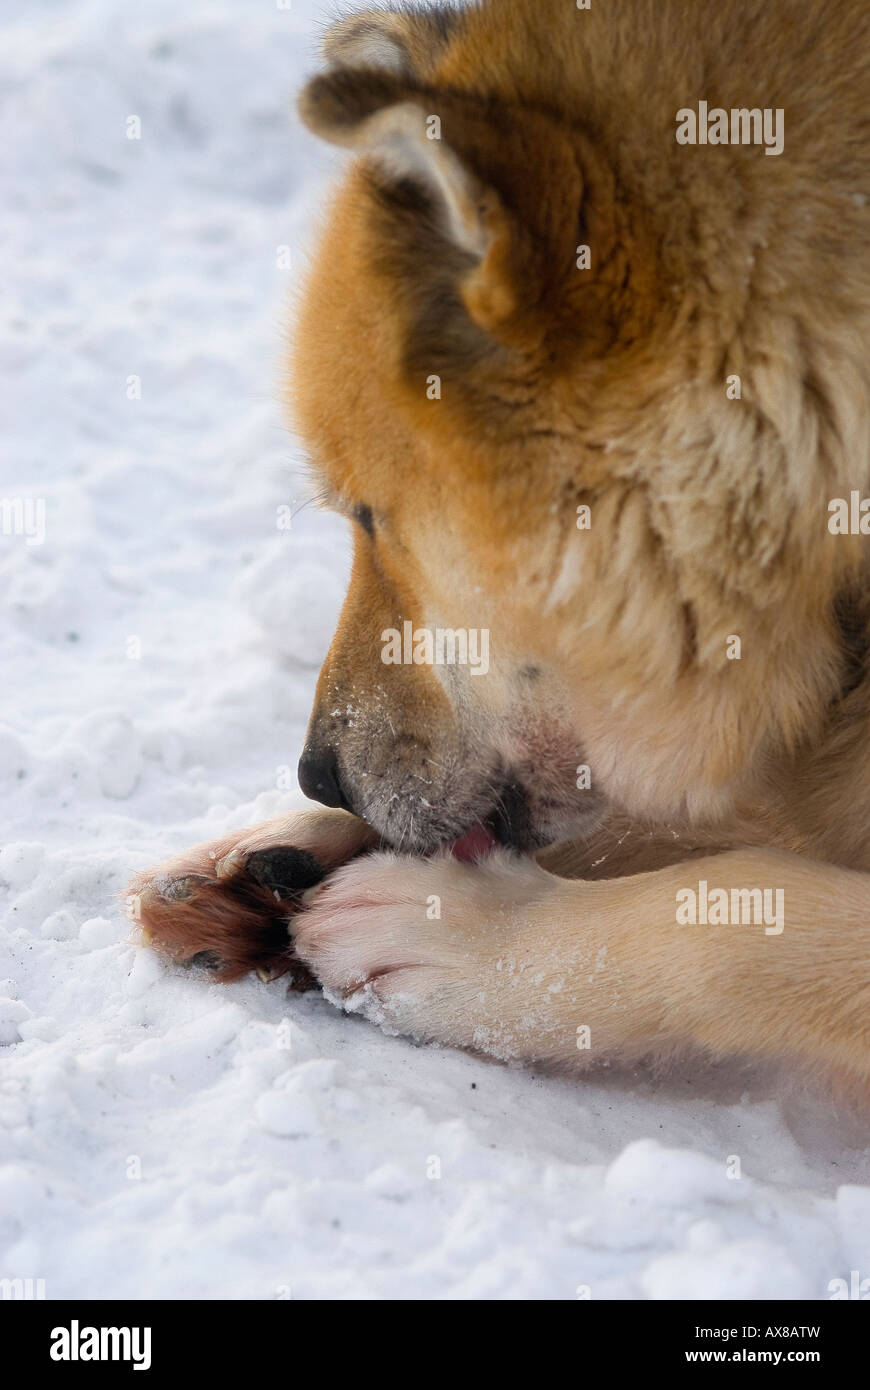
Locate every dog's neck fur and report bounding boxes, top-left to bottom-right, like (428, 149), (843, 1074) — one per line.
(834, 584), (870, 700)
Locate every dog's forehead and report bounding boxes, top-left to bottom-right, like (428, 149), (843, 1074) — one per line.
(291, 171), (415, 491)
(291, 178), (472, 521)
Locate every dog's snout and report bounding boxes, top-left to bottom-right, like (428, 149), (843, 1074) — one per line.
(298, 743), (354, 814)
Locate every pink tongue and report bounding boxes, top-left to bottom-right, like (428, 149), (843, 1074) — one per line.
(450, 824), (498, 862)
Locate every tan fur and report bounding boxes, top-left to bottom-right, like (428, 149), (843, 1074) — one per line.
(132, 1), (870, 1090)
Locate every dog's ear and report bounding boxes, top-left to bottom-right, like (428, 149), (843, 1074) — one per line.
(320, 8), (458, 80)
(298, 71), (577, 340)
(300, 80), (500, 261)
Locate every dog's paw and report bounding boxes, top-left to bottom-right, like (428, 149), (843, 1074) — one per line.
(127, 808), (375, 983)
(290, 850), (568, 1059)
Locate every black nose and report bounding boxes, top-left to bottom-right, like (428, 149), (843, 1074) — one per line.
(298, 744), (354, 813)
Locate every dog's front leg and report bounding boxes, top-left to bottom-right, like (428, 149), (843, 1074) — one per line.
(292, 848), (870, 1084)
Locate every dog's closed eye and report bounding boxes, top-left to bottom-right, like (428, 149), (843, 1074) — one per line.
(312, 478), (377, 537)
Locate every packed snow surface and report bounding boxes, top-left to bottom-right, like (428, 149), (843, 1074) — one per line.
(1, 0), (868, 1300)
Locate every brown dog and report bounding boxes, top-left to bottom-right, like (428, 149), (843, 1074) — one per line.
(131, 1), (870, 1087)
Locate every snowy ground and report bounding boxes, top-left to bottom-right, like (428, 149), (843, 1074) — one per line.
(1, 0), (869, 1301)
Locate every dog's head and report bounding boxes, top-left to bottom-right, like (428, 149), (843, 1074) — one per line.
(289, 7), (853, 854)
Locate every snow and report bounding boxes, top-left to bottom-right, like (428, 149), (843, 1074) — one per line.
(2, 0), (869, 1301)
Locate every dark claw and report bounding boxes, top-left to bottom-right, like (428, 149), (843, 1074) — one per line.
(244, 847), (325, 897)
(158, 873), (212, 902)
(187, 949), (225, 972)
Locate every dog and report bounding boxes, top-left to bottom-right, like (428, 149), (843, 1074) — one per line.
(130, 0), (870, 1087)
